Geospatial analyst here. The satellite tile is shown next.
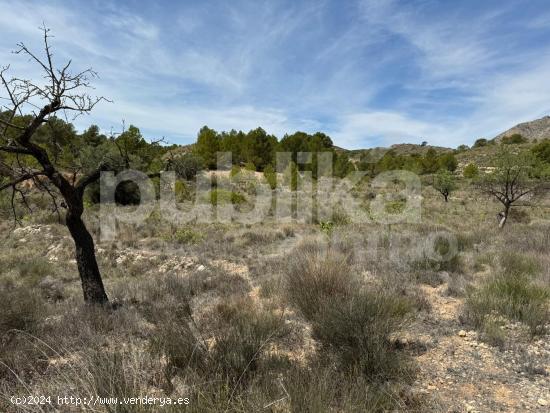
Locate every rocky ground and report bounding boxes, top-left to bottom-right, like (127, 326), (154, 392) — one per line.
(409, 283), (549, 412)
(3, 221), (549, 412)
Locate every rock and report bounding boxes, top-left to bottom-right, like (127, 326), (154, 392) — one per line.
(197, 264), (206, 272)
(458, 330), (467, 337)
(537, 398), (548, 406)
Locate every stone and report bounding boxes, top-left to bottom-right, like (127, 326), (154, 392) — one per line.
(537, 398), (548, 406)
(458, 330), (467, 337)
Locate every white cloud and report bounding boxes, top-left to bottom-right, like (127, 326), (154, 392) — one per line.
(331, 111), (454, 149)
(1, 0), (549, 149)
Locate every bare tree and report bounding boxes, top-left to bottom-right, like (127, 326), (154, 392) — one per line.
(0, 28), (110, 303)
(476, 147), (547, 228)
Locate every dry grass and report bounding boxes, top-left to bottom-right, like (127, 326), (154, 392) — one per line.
(0, 176), (548, 412)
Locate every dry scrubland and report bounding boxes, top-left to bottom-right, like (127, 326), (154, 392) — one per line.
(0, 176), (549, 412)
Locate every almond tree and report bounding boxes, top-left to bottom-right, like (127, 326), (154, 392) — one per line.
(0, 28), (111, 303)
(476, 147), (547, 228)
(433, 169), (456, 202)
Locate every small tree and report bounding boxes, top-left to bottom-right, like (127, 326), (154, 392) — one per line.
(463, 163), (479, 179)
(0, 29), (111, 303)
(263, 164), (277, 190)
(476, 147), (547, 228)
(193, 126), (219, 169)
(438, 153), (458, 172)
(433, 169), (456, 202)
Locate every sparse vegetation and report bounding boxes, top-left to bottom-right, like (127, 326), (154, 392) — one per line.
(464, 253), (549, 337)
(1, 19), (549, 413)
(463, 163), (479, 179)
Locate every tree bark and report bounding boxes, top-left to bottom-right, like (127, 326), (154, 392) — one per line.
(65, 209), (109, 304)
(498, 204), (510, 228)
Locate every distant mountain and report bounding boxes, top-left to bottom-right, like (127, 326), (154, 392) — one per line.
(494, 115), (550, 142)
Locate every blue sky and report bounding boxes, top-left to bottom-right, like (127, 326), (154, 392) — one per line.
(1, 0), (550, 148)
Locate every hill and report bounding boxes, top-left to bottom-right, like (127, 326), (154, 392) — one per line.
(346, 143), (453, 163)
(494, 115), (550, 142)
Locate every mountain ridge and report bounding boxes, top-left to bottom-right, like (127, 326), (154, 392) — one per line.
(493, 115), (550, 142)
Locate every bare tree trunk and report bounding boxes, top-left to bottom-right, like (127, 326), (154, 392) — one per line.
(444, 193), (449, 202)
(498, 204), (510, 228)
(66, 209), (109, 304)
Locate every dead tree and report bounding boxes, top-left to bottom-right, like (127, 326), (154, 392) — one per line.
(0, 28), (110, 303)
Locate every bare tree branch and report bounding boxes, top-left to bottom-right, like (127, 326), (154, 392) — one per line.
(0, 171), (46, 191)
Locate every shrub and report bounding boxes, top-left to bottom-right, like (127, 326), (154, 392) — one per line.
(210, 297), (287, 385)
(473, 138), (489, 148)
(285, 243), (356, 319)
(311, 290), (413, 380)
(438, 153), (458, 171)
(464, 254), (549, 336)
(409, 235), (462, 276)
(0, 283), (45, 335)
(150, 316), (206, 376)
(284, 363), (409, 412)
(171, 227), (202, 244)
(0, 284), (47, 382)
(532, 138), (550, 163)
(463, 163), (479, 179)
(175, 180), (190, 202)
(384, 198), (407, 214)
(501, 133), (527, 145)
(170, 153), (204, 180)
(114, 180), (142, 205)
(208, 189), (246, 205)
(479, 318), (507, 349)
(284, 240), (413, 382)
(263, 164), (277, 190)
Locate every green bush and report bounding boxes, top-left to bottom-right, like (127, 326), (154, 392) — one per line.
(263, 164), (277, 189)
(473, 138), (489, 148)
(174, 180), (190, 202)
(438, 153), (458, 171)
(171, 227), (202, 244)
(463, 163), (479, 179)
(501, 133), (527, 145)
(319, 221), (335, 234)
(208, 189), (246, 205)
(532, 138), (550, 163)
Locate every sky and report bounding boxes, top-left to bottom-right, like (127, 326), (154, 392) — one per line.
(1, 0), (550, 149)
